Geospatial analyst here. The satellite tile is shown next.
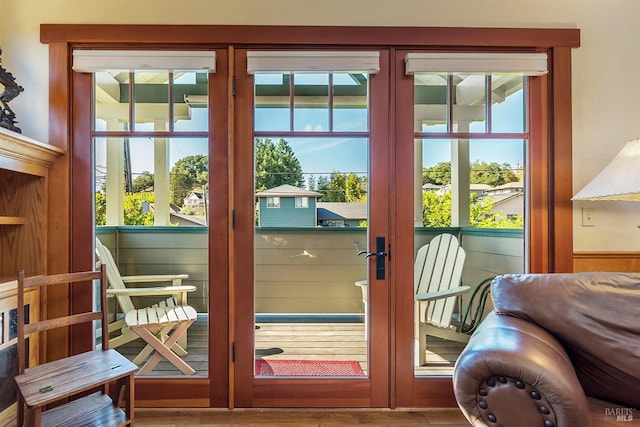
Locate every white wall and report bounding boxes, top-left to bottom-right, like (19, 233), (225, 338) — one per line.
(2, 0), (640, 251)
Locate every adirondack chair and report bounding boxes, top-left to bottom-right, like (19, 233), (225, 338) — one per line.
(414, 233), (471, 366)
(95, 237), (196, 351)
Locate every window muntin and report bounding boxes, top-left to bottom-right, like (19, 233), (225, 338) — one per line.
(255, 72), (370, 135)
(414, 72), (526, 229)
(93, 70), (209, 227)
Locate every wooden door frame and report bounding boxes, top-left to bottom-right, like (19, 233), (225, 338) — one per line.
(232, 48), (391, 408)
(391, 46), (572, 407)
(42, 24), (579, 408)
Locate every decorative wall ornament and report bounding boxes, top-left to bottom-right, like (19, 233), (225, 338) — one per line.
(0, 47), (24, 133)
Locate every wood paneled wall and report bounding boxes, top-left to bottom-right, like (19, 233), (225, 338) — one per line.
(573, 252), (640, 272)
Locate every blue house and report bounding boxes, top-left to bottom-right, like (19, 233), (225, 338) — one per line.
(256, 185), (323, 227)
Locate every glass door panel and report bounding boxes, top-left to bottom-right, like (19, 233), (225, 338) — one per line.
(92, 70), (210, 377)
(412, 71), (527, 376)
(253, 71), (370, 378)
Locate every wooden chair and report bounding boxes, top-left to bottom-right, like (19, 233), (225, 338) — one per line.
(414, 233), (471, 366)
(15, 267), (136, 427)
(95, 237), (196, 352)
(125, 305), (198, 375)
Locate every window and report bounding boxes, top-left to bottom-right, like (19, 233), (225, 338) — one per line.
(414, 72), (528, 229)
(407, 52), (546, 230)
(295, 197), (308, 208)
(267, 197), (280, 208)
(92, 70), (210, 226)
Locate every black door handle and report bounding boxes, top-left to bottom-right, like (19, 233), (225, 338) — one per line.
(357, 236), (387, 280)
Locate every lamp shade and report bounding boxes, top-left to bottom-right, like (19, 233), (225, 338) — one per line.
(572, 138), (640, 201)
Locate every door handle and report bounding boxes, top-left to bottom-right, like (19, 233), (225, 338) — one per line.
(357, 236), (387, 280)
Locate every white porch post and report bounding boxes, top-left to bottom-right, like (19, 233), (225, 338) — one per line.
(154, 120), (170, 226)
(451, 122), (470, 227)
(105, 118), (125, 225)
(414, 139), (424, 227)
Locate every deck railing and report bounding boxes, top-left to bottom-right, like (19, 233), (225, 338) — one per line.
(96, 226), (524, 315)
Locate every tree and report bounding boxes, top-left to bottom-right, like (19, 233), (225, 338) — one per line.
(320, 171), (347, 202)
(124, 192), (154, 225)
(345, 173), (366, 202)
(422, 190), (523, 229)
(169, 155), (208, 207)
(94, 191), (155, 226)
(307, 175), (317, 191)
(469, 161), (518, 187)
(95, 192), (106, 226)
(132, 171), (154, 192)
(254, 138), (303, 191)
(423, 162), (451, 185)
(316, 175), (329, 199)
(422, 190), (452, 227)
(423, 161), (520, 187)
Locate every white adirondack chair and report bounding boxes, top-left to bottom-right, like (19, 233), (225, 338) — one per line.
(96, 237), (196, 350)
(415, 233), (471, 366)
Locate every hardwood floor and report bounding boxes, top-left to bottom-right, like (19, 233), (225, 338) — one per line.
(125, 317), (471, 425)
(135, 408), (472, 426)
(118, 316), (465, 377)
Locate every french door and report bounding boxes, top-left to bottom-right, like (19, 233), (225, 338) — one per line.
(58, 26), (575, 408)
(231, 49), (393, 407)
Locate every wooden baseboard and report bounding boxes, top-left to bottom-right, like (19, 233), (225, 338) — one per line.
(573, 252), (640, 272)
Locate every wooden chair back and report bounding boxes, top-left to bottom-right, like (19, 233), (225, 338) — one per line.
(17, 266), (109, 375)
(414, 233), (466, 328)
(95, 238), (137, 314)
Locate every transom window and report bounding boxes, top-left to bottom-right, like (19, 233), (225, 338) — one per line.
(414, 72), (527, 229)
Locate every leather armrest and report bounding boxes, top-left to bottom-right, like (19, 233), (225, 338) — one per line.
(453, 312), (591, 427)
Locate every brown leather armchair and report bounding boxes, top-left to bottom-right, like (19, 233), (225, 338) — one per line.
(453, 272), (640, 427)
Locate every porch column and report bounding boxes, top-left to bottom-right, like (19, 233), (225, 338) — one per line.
(414, 139), (424, 227)
(154, 120), (170, 226)
(451, 121), (470, 227)
(105, 118), (125, 225)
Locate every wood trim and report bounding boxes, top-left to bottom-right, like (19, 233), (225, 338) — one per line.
(0, 127), (64, 175)
(573, 252), (640, 272)
(393, 49), (418, 407)
(41, 25), (580, 49)
(41, 24), (581, 410)
(527, 74), (550, 273)
(231, 48), (255, 408)
(550, 47), (574, 273)
(136, 379), (210, 408)
(69, 69), (95, 355)
(208, 48), (230, 408)
(46, 41), (72, 363)
(367, 49), (391, 407)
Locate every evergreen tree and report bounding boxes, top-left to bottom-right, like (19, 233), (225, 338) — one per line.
(254, 138), (304, 191)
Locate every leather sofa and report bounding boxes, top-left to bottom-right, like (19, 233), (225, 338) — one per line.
(453, 272), (640, 426)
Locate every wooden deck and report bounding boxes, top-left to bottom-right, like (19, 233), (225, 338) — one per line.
(117, 316), (465, 377)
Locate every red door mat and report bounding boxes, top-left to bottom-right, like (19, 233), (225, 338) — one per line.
(255, 359), (364, 376)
